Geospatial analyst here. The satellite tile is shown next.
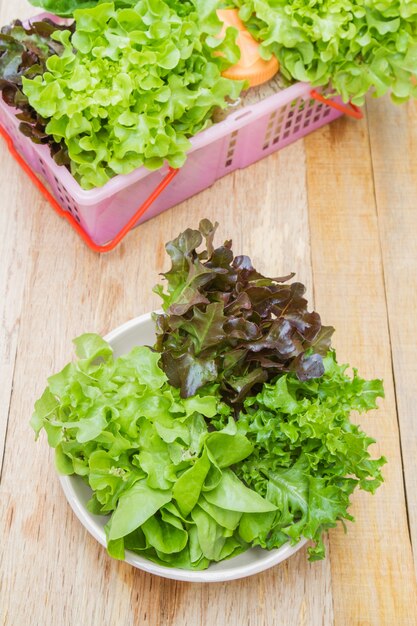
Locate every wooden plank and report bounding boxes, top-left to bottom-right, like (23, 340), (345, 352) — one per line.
(0, 141), (333, 626)
(366, 96), (417, 578)
(0, 0), (34, 22)
(0, 130), (38, 478)
(1, 1), (414, 622)
(305, 112), (417, 625)
(0, 0), (39, 478)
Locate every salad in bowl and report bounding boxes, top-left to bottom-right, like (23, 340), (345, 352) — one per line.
(31, 220), (386, 579)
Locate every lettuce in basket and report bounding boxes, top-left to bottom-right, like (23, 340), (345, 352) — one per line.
(22, 1), (243, 189)
(231, 0), (417, 105)
(28, 0), (137, 17)
(0, 19), (73, 166)
(28, 0), (99, 16)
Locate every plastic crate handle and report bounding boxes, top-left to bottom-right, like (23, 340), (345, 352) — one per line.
(0, 123), (179, 253)
(310, 89), (363, 120)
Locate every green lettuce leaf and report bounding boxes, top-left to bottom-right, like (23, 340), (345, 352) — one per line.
(28, 0), (99, 16)
(107, 481), (172, 540)
(173, 447), (211, 517)
(232, 0), (417, 104)
(204, 469), (277, 512)
(31, 334), (273, 568)
(234, 351), (386, 558)
(22, 1), (243, 189)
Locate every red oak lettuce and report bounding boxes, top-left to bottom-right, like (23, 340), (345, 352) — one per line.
(0, 19), (73, 165)
(154, 220), (334, 407)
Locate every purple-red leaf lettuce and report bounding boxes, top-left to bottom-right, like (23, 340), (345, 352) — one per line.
(0, 19), (73, 165)
(154, 220), (334, 408)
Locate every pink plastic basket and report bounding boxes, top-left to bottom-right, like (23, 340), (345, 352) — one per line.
(0, 48), (361, 252)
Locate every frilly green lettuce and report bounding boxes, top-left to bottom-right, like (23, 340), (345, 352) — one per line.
(232, 0), (417, 104)
(31, 334), (273, 568)
(229, 351), (386, 560)
(26, 0), (417, 107)
(22, 1), (243, 189)
(32, 331), (385, 566)
(28, 0), (133, 17)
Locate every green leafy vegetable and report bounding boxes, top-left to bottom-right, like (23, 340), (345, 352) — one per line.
(29, 0), (98, 17)
(31, 223), (386, 568)
(31, 334), (263, 568)
(204, 469), (277, 512)
(0, 19), (74, 165)
(154, 219), (334, 408)
(28, 0), (138, 17)
(231, 0), (417, 104)
(231, 352), (386, 559)
(22, 1), (243, 189)
(107, 481), (172, 540)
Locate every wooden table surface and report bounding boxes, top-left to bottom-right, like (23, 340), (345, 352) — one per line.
(1, 2), (417, 625)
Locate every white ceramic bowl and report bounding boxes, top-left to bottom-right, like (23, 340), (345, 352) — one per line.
(59, 312), (306, 582)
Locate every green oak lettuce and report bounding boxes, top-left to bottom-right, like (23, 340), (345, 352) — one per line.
(22, 1), (243, 189)
(31, 334), (274, 568)
(227, 352), (386, 559)
(28, 0), (99, 16)
(232, 0), (417, 104)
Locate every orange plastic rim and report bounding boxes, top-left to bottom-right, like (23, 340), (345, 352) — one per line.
(0, 124), (179, 253)
(310, 89), (363, 120)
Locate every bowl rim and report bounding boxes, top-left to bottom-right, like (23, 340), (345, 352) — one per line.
(59, 312), (307, 582)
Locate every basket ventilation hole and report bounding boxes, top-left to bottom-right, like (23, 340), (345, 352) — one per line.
(38, 158), (47, 177)
(262, 110), (280, 150)
(272, 118), (284, 143)
(225, 131), (239, 167)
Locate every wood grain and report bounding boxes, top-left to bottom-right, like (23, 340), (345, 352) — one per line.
(0, 142), (33, 477)
(0, 2), (416, 625)
(0, 0), (38, 476)
(304, 114), (417, 625)
(0, 142), (334, 626)
(366, 96), (417, 578)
